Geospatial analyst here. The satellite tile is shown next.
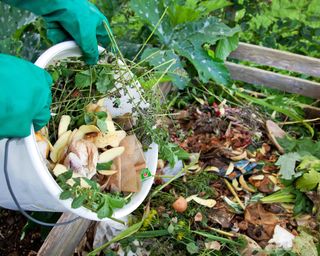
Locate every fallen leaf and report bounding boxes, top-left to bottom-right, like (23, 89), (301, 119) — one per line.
(245, 203), (279, 242)
(266, 120), (286, 154)
(275, 152), (301, 180)
(293, 231), (318, 256)
(240, 235), (263, 256)
(208, 203), (235, 228)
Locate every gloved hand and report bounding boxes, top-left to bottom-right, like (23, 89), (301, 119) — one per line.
(0, 54), (52, 138)
(3, 0), (111, 64)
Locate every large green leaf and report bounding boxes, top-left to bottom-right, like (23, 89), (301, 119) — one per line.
(174, 42), (230, 84)
(199, 0), (232, 13)
(167, 4), (202, 26)
(296, 169), (320, 192)
(141, 48), (190, 89)
(171, 17), (240, 48)
(131, 1), (240, 86)
(167, 0), (232, 25)
(169, 17), (240, 84)
(216, 33), (239, 60)
(130, 0), (173, 44)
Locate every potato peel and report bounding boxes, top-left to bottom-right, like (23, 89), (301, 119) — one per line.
(225, 162), (234, 176)
(105, 120), (116, 132)
(98, 147), (125, 163)
(230, 151), (247, 161)
(239, 175), (256, 193)
(52, 164), (68, 177)
(94, 131), (126, 148)
(232, 179), (242, 191)
(58, 115), (71, 138)
(98, 170), (118, 176)
(186, 195), (216, 208)
(50, 130), (72, 163)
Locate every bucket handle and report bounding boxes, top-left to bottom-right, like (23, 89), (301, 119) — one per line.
(3, 138), (81, 227)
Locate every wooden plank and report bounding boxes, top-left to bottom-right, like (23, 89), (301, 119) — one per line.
(226, 62), (320, 99)
(37, 213), (93, 256)
(230, 42), (320, 77)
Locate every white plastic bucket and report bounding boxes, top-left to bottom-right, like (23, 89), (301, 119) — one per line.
(0, 41), (158, 221)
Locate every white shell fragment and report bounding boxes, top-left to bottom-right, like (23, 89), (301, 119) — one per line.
(268, 225), (295, 249)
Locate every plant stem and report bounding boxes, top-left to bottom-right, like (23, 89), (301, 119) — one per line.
(207, 227), (237, 238)
(279, 117), (320, 125)
(132, 7), (169, 63)
(224, 179), (245, 210)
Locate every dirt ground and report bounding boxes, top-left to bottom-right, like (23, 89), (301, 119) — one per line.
(0, 209), (43, 256)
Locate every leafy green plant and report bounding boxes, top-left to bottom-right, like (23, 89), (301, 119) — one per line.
(225, 0), (320, 58)
(277, 136), (320, 189)
(130, 0), (240, 89)
(56, 170), (126, 219)
(47, 56), (116, 141)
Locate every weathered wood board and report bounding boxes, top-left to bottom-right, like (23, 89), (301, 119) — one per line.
(230, 42), (320, 78)
(226, 62), (320, 99)
(37, 213), (93, 256)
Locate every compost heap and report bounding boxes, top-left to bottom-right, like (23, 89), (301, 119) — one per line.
(160, 101), (318, 252)
(74, 101), (319, 255)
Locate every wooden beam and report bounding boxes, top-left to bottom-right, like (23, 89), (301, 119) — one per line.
(230, 42), (320, 78)
(37, 213), (93, 256)
(226, 62), (320, 99)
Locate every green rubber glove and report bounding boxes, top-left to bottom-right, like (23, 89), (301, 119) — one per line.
(0, 54), (52, 138)
(3, 0), (111, 64)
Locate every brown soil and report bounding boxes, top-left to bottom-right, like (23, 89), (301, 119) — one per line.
(0, 209), (43, 256)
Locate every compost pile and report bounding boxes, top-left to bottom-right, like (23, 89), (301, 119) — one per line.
(92, 101), (319, 255)
(156, 102), (318, 253)
(74, 100), (320, 256)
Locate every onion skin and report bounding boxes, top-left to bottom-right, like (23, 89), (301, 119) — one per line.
(172, 196), (188, 213)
